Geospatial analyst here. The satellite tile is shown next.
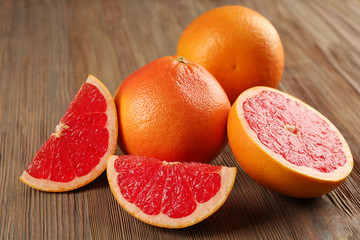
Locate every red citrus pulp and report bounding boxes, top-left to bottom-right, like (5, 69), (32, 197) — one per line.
(107, 155), (236, 228)
(20, 75), (118, 192)
(227, 87), (353, 198)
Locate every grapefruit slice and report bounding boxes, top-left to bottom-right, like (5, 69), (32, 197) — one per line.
(227, 86), (353, 198)
(20, 75), (118, 192)
(107, 155), (236, 228)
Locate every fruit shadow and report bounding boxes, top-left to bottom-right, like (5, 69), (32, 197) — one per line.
(193, 185), (279, 235)
(75, 171), (109, 193)
(195, 188), (320, 237)
(159, 173), (321, 237)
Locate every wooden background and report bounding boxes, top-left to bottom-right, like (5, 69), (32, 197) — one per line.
(1, 0), (360, 239)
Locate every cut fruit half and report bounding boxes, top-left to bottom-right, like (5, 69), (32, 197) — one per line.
(107, 155), (236, 228)
(20, 75), (118, 192)
(227, 86), (353, 198)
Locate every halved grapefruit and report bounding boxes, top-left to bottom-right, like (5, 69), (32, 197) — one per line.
(107, 155), (236, 228)
(227, 87), (353, 198)
(20, 75), (118, 192)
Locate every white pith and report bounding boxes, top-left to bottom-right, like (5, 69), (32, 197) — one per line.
(20, 75), (118, 192)
(106, 155), (237, 228)
(237, 87), (353, 182)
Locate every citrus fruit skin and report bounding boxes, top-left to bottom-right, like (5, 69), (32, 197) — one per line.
(20, 75), (118, 192)
(227, 87), (353, 198)
(114, 56), (231, 163)
(177, 6), (284, 104)
(107, 155), (236, 228)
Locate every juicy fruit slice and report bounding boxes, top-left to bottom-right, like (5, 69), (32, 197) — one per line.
(244, 90), (346, 173)
(227, 87), (353, 198)
(107, 155), (236, 228)
(20, 75), (118, 192)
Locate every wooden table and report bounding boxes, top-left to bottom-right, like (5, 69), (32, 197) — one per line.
(1, 0), (359, 239)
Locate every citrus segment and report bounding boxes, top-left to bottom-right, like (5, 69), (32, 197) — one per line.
(227, 87), (353, 198)
(107, 155), (236, 228)
(20, 75), (118, 192)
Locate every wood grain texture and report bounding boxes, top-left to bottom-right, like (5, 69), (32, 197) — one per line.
(1, 0), (359, 239)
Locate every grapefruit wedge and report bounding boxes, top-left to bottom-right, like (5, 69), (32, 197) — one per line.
(107, 155), (236, 228)
(20, 75), (118, 192)
(228, 86), (353, 198)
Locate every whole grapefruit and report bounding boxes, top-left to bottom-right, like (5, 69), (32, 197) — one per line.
(177, 6), (284, 104)
(227, 87), (353, 198)
(114, 56), (231, 163)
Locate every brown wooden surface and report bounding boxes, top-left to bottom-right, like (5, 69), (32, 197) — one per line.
(1, 0), (360, 239)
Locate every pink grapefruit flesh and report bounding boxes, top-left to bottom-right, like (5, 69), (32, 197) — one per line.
(20, 75), (118, 192)
(243, 90), (346, 173)
(107, 155), (236, 228)
(227, 86), (353, 198)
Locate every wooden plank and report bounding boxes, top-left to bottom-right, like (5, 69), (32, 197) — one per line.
(0, 0), (359, 239)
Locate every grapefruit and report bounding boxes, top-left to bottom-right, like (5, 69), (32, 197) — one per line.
(114, 55), (231, 163)
(20, 75), (118, 192)
(177, 6), (284, 104)
(227, 87), (353, 198)
(107, 155), (236, 228)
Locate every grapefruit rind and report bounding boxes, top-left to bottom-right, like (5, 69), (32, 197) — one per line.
(228, 86), (353, 198)
(106, 155), (237, 228)
(19, 75), (118, 192)
(114, 56), (231, 164)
